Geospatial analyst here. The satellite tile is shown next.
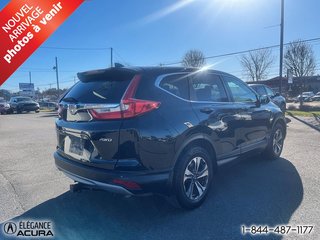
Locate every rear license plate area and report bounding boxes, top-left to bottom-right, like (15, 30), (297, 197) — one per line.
(69, 136), (84, 156)
(64, 135), (90, 161)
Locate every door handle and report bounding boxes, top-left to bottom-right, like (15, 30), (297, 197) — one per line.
(200, 108), (214, 114)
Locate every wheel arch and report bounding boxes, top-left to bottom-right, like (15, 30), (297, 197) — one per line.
(166, 133), (217, 198)
(173, 134), (218, 172)
(272, 115), (287, 137)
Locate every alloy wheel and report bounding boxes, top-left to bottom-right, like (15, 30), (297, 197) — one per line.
(273, 128), (283, 156)
(183, 156), (209, 201)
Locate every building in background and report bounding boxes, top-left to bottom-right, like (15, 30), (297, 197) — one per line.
(247, 76), (320, 97)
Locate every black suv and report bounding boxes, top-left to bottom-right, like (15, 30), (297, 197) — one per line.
(54, 67), (286, 209)
(9, 96), (40, 113)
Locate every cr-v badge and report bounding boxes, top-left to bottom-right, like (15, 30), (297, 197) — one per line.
(99, 138), (113, 142)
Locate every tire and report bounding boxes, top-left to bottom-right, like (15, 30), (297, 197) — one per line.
(173, 146), (213, 209)
(35, 110), (40, 113)
(263, 123), (285, 160)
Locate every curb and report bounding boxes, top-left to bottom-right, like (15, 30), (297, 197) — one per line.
(287, 112), (320, 132)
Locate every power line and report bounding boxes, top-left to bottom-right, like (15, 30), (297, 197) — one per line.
(113, 50), (131, 66)
(162, 37), (320, 66)
(16, 68), (79, 73)
(39, 46), (111, 51)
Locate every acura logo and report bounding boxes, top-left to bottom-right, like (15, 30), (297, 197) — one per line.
(3, 222), (17, 234)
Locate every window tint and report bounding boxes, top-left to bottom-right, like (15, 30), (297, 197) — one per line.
(159, 74), (189, 100)
(265, 86), (275, 97)
(63, 73), (134, 103)
(225, 76), (257, 103)
(252, 85), (267, 96)
(190, 73), (228, 102)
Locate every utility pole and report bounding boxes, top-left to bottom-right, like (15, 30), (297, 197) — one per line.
(110, 47), (113, 67)
(53, 57), (60, 94)
(29, 71), (32, 84)
(279, 0), (284, 94)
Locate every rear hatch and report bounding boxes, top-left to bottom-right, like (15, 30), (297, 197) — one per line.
(57, 69), (136, 169)
(56, 68), (160, 169)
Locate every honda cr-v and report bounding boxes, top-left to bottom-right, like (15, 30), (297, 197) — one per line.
(54, 67), (286, 209)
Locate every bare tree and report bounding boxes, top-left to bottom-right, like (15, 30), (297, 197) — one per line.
(240, 49), (274, 81)
(182, 49), (206, 68)
(284, 40), (316, 77)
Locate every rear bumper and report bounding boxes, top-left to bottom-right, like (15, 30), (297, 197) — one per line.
(54, 151), (172, 195)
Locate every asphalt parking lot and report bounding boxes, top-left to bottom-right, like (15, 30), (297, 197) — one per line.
(0, 112), (319, 240)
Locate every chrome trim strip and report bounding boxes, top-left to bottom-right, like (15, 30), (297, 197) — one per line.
(154, 72), (191, 103)
(62, 170), (133, 195)
(61, 103), (120, 115)
(217, 156), (238, 166)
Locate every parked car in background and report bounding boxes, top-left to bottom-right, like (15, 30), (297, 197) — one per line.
(9, 96), (40, 113)
(249, 84), (286, 112)
(38, 101), (59, 110)
(0, 99), (11, 114)
(294, 92), (315, 103)
(311, 92), (320, 101)
(54, 66), (287, 209)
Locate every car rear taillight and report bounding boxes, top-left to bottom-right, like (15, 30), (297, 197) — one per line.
(89, 75), (160, 120)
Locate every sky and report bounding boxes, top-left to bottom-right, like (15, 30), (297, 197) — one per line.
(0, 0), (320, 91)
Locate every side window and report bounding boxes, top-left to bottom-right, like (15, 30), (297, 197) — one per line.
(159, 74), (189, 100)
(225, 76), (257, 103)
(253, 85), (267, 96)
(190, 73), (228, 102)
(265, 86), (275, 97)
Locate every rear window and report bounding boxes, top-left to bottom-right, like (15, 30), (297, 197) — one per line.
(159, 74), (189, 100)
(63, 72), (135, 103)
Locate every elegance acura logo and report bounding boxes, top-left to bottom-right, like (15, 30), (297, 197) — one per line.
(3, 222), (17, 234)
(2, 220), (54, 238)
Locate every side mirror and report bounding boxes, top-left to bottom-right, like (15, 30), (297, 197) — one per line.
(259, 95), (270, 105)
(275, 92), (280, 97)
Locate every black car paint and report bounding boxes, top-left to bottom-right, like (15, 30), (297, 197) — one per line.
(54, 67), (286, 195)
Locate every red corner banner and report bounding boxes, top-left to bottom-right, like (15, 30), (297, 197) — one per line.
(0, 0), (84, 86)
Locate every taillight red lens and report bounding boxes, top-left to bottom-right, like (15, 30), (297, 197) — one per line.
(121, 98), (161, 118)
(89, 108), (122, 120)
(90, 74), (160, 120)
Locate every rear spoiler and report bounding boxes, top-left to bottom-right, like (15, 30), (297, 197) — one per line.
(77, 68), (137, 82)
